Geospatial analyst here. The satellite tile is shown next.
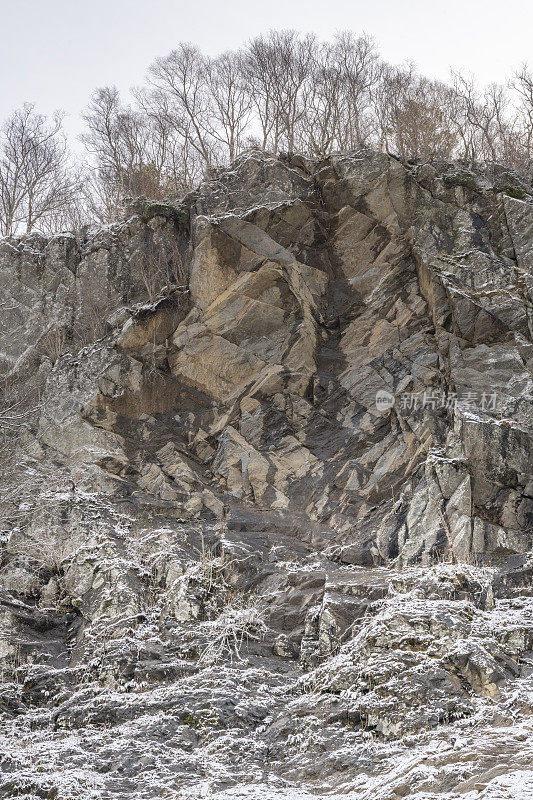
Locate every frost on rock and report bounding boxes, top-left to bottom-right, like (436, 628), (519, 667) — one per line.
(0, 151), (532, 799)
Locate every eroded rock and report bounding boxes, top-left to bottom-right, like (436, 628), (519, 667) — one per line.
(0, 150), (532, 799)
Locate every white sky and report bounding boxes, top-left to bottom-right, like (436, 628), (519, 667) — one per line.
(1, 0), (532, 146)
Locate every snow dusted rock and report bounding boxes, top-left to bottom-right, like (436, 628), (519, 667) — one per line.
(0, 151), (532, 798)
(0, 207), (188, 381)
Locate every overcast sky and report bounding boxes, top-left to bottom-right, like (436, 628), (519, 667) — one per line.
(1, 0), (532, 145)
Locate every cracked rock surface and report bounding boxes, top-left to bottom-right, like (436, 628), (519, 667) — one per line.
(0, 150), (532, 799)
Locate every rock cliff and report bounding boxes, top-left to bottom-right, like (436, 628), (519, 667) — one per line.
(0, 150), (532, 799)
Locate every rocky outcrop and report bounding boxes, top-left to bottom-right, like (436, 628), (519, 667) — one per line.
(0, 203), (188, 380)
(0, 150), (531, 799)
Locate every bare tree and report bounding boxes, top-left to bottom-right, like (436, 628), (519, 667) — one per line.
(299, 41), (345, 156)
(147, 44), (214, 167)
(4, 30), (531, 235)
(130, 229), (185, 302)
(293, 34), (380, 156)
(82, 87), (177, 215)
(510, 65), (533, 176)
(205, 50), (252, 161)
(375, 66), (457, 161)
(334, 31), (380, 150)
(0, 104), (81, 236)
(244, 35), (279, 151)
(245, 31), (316, 154)
(451, 73), (515, 164)
(273, 31), (316, 153)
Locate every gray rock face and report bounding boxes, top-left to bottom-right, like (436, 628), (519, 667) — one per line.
(0, 207), (188, 380)
(0, 151), (532, 799)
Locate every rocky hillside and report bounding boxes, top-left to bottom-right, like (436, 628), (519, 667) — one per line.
(0, 150), (532, 799)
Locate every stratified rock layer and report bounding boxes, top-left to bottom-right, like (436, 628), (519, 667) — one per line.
(0, 151), (531, 799)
